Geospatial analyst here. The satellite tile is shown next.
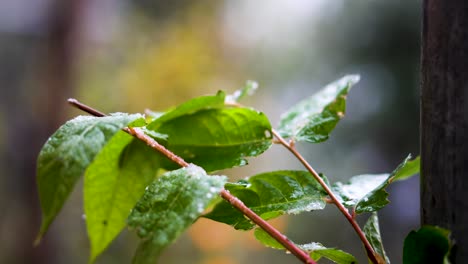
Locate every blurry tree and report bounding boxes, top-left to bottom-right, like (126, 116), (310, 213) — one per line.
(421, 0), (468, 262)
(0, 0), (86, 263)
(78, 1), (238, 113)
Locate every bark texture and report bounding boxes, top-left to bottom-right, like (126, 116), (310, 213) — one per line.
(421, 1), (468, 262)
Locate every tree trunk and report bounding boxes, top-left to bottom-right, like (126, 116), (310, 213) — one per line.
(421, 1), (468, 263)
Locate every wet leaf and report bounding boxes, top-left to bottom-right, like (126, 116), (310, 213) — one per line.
(364, 213), (390, 264)
(140, 128), (168, 141)
(204, 171), (327, 230)
(403, 226), (452, 264)
(332, 174), (389, 209)
(145, 90), (272, 171)
(332, 155), (419, 214)
(393, 156), (420, 181)
(277, 75), (359, 143)
(128, 165), (226, 264)
(35, 113), (144, 242)
(151, 108), (273, 172)
(253, 228), (284, 249)
(84, 132), (163, 262)
(144, 110), (164, 121)
(147, 91), (225, 131)
(254, 228), (357, 264)
(304, 243), (357, 264)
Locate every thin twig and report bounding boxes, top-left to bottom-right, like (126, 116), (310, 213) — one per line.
(218, 190), (315, 263)
(67, 98), (106, 117)
(271, 129), (380, 264)
(67, 98), (316, 264)
(127, 127), (188, 167)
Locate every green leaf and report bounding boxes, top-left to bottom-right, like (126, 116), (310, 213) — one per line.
(332, 155), (419, 214)
(364, 213), (390, 264)
(144, 91), (272, 171)
(35, 113), (144, 243)
(204, 171), (327, 230)
(254, 228), (357, 264)
(147, 91), (226, 131)
(84, 132), (164, 263)
(393, 156), (420, 181)
(144, 110), (164, 121)
(354, 155), (416, 213)
(226, 80), (259, 103)
(253, 228), (284, 249)
(140, 127), (168, 141)
(128, 117), (148, 128)
(332, 173), (388, 207)
(403, 226), (452, 264)
(277, 75), (360, 143)
(152, 107), (273, 172)
(128, 165), (226, 264)
(303, 243), (357, 264)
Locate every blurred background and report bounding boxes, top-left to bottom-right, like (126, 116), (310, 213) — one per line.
(0, 0), (421, 263)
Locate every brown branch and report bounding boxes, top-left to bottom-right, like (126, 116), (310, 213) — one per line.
(271, 129), (380, 264)
(68, 98), (316, 264)
(126, 127), (189, 168)
(218, 190), (315, 263)
(67, 98), (106, 117)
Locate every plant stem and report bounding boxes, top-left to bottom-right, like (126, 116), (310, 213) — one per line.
(68, 98), (316, 264)
(271, 129), (380, 264)
(218, 190), (315, 264)
(67, 98), (107, 117)
(127, 127), (189, 167)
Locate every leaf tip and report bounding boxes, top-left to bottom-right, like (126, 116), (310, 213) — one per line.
(88, 252), (98, 264)
(345, 74), (360, 85)
(33, 235), (42, 247)
(34, 221), (49, 247)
